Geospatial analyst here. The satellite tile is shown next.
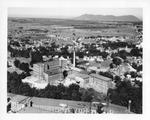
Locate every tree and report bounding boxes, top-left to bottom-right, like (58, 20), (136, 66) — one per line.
(130, 71), (138, 78)
(31, 51), (43, 64)
(63, 70), (68, 79)
(137, 65), (142, 72)
(14, 59), (20, 68)
(18, 83), (32, 96)
(132, 62), (138, 69)
(96, 104), (104, 114)
(110, 63), (116, 69)
(7, 103), (11, 112)
(71, 90), (81, 101)
(68, 84), (81, 101)
(109, 80), (142, 113)
(114, 76), (121, 83)
(99, 71), (113, 79)
(55, 84), (66, 99)
(101, 52), (109, 59)
(81, 90), (93, 102)
(130, 48), (142, 57)
(112, 57), (122, 66)
(118, 50), (128, 60)
(19, 62), (30, 73)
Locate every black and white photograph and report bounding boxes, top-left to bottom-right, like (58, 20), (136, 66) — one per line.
(6, 7), (143, 114)
(1, 0), (150, 120)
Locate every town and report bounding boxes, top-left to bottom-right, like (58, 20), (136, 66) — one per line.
(7, 16), (142, 114)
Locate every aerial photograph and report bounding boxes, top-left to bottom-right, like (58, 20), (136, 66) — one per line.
(7, 8), (142, 114)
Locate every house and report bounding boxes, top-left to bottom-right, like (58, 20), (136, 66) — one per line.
(7, 94), (31, 112)
(87, 59), (112, 73)
(111, 63), (136, 76)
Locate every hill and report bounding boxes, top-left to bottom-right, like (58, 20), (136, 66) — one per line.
(74, 14), (140, 22)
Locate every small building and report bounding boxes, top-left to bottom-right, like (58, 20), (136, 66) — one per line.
(102, 103), (133, 114)
(8, 94), (28, 112)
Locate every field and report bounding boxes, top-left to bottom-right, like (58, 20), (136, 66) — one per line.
(8, 17), (139, 37)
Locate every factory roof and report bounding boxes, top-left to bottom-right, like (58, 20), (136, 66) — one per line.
(90, 73), (112, 82)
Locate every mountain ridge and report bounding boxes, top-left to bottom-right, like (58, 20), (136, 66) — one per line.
(74, 14), (140, 22)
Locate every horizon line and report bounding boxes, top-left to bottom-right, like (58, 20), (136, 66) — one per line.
(8, 14), (142, 20)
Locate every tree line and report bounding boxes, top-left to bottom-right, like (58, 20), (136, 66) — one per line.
(108, 76), (142, 114)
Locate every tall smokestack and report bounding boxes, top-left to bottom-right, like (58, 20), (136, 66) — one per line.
(72, 33), (76, 67)
(73, 47), (75, 67)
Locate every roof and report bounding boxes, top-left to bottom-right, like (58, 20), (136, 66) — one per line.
(7, 67), (23, 74)
(14, 57), (31, 63)
(71, 67), (83, 72)
(90, 73), (112, 82)
(31, 97), (90, 109)
(89, 62), (101, 68)
(7, 93), (16, 98)
(101, 60), (112, 68)
(10, 94), (28, 103)
(22, 76), (48, 89)
(18, 107), (52, 113)
(74, 72), (90, 79)
(118, 63), (136, 72)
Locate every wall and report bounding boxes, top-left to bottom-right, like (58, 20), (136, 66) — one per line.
(89, 76), (111, 94)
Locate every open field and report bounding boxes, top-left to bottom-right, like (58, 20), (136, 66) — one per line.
(8, 17), (139, 38)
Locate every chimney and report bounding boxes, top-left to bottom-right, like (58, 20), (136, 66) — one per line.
(72, 33), (76, 67)
(73, 48), (75, 67)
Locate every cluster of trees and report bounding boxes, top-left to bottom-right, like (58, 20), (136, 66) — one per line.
(130, 47), (142, 57)
(7, 72), (30, 94)
(30, 51), (43, 65)
(102, 41), (136, 50)
(10, 41), (20, 47)
(8, 45), (31, 58)
(113, 50), (129, 60)
(7, 71), (105, 113)
(124, 71), (141, 78)
(132, 63), (142, 72)
(83, 43), (109, 58)
(14, 59), (31, 74)
(108, 76), (142, 113)
(112, 57), (123, 66)
(7, 72), (103, 103)
(99, 71), (113, 79)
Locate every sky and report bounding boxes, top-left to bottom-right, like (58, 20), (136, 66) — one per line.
(8, 8), (142, 19)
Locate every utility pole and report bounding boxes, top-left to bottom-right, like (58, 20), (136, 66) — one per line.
(128, 100), (131, 112)
(106, 93), (110, 113)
